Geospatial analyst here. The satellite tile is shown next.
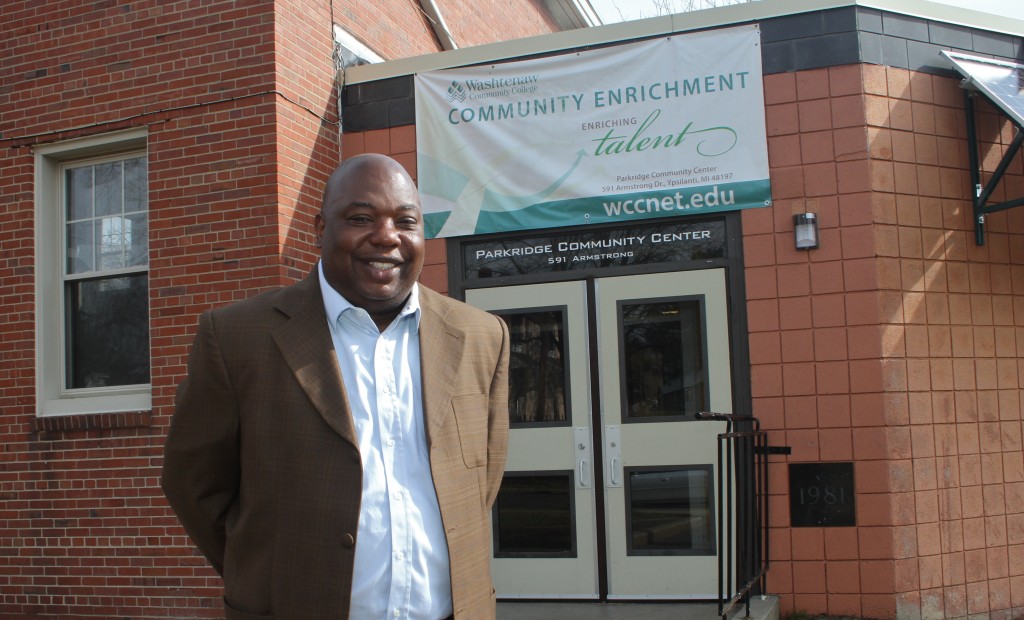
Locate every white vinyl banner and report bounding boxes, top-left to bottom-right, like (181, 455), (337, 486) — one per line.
(414, 25), (770, 239)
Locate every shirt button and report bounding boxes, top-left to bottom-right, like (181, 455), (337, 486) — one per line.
(396, 552), (404, 561)
(394, 492), (403, 501)
(387, 438), (396, 447)
(393, 609), (400, 617)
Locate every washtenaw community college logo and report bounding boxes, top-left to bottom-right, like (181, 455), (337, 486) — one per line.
(445, 81), (466, 103)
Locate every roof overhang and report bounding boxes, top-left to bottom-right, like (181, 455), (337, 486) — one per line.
(944, 51), (1024, 245)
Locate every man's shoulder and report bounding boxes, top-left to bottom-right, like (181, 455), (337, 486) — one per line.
(207, 274), (316, 322)
(418, 286), (507, 336)
(419, 285), (491, 321)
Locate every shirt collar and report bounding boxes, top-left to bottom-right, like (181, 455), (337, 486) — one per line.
(317, 261), (421, 331)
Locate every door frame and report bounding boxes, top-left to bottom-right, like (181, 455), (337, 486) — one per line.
(595, 269), (733, 598)
(448, 213), (753, 600)
(467, 281), (601, 598)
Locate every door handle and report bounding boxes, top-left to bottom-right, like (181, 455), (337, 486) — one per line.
(574, 427), (593, 490)
(604, 425), (622, 488)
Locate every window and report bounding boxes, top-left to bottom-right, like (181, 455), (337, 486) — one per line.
(492, 472), (576, 557)
(496, 308), (570, 426)
(35, 129), (150, 416)
(625, 466), (715, 556)
(333, 25), (384, 68)
(619, 297), (707, 421)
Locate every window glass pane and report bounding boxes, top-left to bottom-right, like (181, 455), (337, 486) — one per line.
(627, 467), (715, 555)
(621, 300), (705, 419)
(67, 221), (95, 274)
(497, 310), (568, 425)
(63, 156), (148, 276)
(123, 157), (147, 214)
(494, 474), (575, 557)
(66, 167), (93, 220)
(126, 212), (148, 267)
(94, 161), (122, 217)
(65, 274), (150, 389)
(98, 217), (127, 270)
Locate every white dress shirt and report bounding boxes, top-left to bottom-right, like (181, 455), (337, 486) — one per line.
(318, 263), (453, 620)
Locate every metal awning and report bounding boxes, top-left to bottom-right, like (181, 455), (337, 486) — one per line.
(943, 51), (1024, 245)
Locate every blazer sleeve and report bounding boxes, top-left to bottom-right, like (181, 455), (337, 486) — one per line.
(485, 313), (511, 510)
(161, 310), (240, 576)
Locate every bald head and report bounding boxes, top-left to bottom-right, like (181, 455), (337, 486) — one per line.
(323, 154), (415, 209)
(314, 154), (425, 330)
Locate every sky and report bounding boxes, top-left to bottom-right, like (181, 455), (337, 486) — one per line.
(589, 0), (1022, 23)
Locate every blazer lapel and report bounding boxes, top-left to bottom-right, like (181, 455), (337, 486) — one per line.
(271, 273), (358, 447)
(419, 288), (466, 446)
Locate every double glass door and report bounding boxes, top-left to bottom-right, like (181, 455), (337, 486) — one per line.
(467, 269), (733, 599)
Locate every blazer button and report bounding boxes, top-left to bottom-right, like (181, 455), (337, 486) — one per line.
(342, 533), (355, 548)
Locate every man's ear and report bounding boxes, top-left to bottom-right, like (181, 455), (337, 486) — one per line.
(313, 212), (324, 248)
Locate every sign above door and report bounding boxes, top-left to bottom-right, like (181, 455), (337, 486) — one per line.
(462, 218), (727, 279)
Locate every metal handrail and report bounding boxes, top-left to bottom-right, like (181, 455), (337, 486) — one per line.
(696, 411), (770, 620)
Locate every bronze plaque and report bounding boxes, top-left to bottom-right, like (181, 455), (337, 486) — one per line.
(788, 462), (855, 527)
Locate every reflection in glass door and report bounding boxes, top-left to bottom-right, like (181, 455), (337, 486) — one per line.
(626, 466), (715, 557)
(621, 299), (706, 420)
(467, 282), (598, 598)
(504, 310), (568, 425)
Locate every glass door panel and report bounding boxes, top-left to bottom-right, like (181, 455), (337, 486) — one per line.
(494, 473), (576, 557)
(504, 310), (568, 425)
(621, 299), (706, 420)
(626, 465), (715, 556)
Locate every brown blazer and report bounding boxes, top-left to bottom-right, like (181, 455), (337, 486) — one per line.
(161, 271), (510, 620)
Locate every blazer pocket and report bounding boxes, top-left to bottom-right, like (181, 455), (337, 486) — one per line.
(224, 598), (274, 620)
(452, 393), (488, 468)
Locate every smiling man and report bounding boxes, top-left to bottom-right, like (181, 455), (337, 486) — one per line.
(162, 154), (510, 620)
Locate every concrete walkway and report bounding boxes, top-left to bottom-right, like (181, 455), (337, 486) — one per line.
(497, 596), (779, 620)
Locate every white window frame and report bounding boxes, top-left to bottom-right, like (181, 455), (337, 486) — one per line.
(333, 25), (384, 67)
(35, 128), (151, 417)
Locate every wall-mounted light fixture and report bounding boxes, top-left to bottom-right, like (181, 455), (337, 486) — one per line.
(793, 212), (819, 250)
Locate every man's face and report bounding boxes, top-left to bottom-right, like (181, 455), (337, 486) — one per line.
(315, 157), (425, 325)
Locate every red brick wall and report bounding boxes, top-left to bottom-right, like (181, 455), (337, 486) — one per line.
(1, 1), (285, 615)
(331, 0), (560, 59)
(275, 0), (343, 270)
(749, 63), (905, 619)
(749, 64), (1024, 618)
(436, 0), (560, 49)
(1, 1), (277, 142)
(333, 0), (441, 59)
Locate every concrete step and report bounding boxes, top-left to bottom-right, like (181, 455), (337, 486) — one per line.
(497, 595), (779, 620)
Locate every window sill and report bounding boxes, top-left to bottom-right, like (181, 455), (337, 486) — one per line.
(35, 410), (152, 435)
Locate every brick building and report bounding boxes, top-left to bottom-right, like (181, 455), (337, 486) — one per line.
(3, 0), (1024, 619)
(311, 0), (1024, 617)
(0, 1), (591, 617)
